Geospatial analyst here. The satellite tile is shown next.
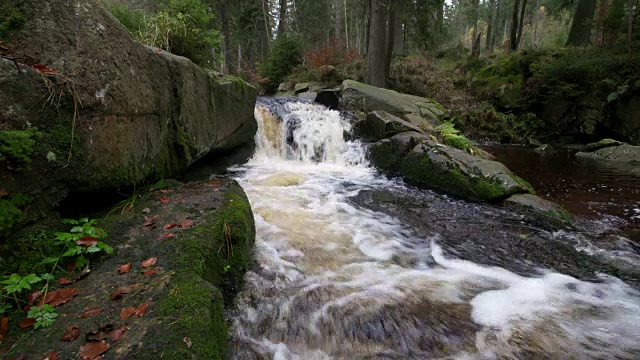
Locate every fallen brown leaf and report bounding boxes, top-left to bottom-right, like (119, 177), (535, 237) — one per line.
(86, 323), (116, 342)
(76, 236), (98, 247)
(0, 188), (8, 198)
(9, 353), (27, 360)
(142, 220), (155, 227)
(141, 257), (157, 268)
(25, 290), (43, 311)
(163, 223), (177, 230)
(110, 284), (141, 301)
(118, 263), (131, 274)
(142, 268), (159, 276)
(111, 326), (126, 341)
(80, 307), (104, 318)
(0, 315), (8, 341)
(120, 307), (136, 319)
(142, 207), (151, 213)
(79, 340), (110, 359)
(58, 277), (73, 285)
(61, 326), (81, 341)
(43, 288), (79, 307)
(160, 189), (174, 193)
(159, 233), (175, 240)
(134, 302), (149, 317)
(40, 351), (59, 360)
(159, 196), (169, 204)
(19, 317), (36, 329)
(178, 220), (194, 228)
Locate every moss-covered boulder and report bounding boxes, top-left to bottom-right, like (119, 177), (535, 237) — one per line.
(504, 193), (572, 224)
(0, 0), (257, 236)
(576, 143), (640, 165)
(339, 80), (444, 126)
(354, 111), (427, 142)
(3, 178), (255, 359)
(369, 133), (532, 202)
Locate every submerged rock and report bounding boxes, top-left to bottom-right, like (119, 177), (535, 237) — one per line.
(505, 193), (571, 223)
(0, 0), (257, 235)
(339, 80), (444, 126)
(582, 138), (624, 152)
(370, 134), (532, 202)
(353, 111), (427, 142)
(577, 143), (640, 165)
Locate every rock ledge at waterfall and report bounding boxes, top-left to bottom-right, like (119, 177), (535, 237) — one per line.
(333, 80), (535, 203)
(4, 178), (255, 359)
(0, 0), (257, 237)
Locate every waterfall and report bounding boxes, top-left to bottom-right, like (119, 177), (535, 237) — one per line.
(228, 98), (640, 360)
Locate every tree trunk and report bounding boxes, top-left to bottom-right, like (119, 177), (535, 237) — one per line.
(517, 0), (528, 48)
(486, 0), (496, 49)
(367, 0), (387, 87)
(510, 0), (521, 50)
(219, 0), (234, 74)
(385, 1), (396, 80)
(628, 0), (634, 54)
(490, 0), (501, 52)
(566, 0), (597, 46)
(277, 0), (287, 36)
(261, 0), (272, 55)
(335, 0), (345, 45)
(437, 0), (444, 43)
(472, 0), (480, 53)
(393, 0), (405, 55)
(366, 0), (372, 55)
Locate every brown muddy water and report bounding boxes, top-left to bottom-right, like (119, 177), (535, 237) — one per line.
(228, 98), (640, 360)
(484, 145), (640, 243)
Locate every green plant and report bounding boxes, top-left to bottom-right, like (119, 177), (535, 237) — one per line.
(436, 122), (473, 152)
(27, 304), (58, 329)
(52, 218), (113, 270)
(0, 8), (25, 39)
(1, 273), (42, 307)
(260, 35), (303, 92)
(0, 128), (41, 170)
(105, 2), (144, 33)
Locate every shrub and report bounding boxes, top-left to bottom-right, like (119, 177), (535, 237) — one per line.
(107, 0), (221, 68)
(0, 7), (25, 39)
(105, 3), (144, 33)
(260, 35), (303, 92)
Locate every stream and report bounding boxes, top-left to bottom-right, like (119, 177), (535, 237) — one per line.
(228, 98), (640, 359)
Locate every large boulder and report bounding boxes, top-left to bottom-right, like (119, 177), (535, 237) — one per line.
(353, 111), (428, 142)
(369, 133), (532, 202)
(339, 80), (444, 127)
(576, 143), (640, 165)
(0, 0), (257, 235)
(505, 194), (571, 224)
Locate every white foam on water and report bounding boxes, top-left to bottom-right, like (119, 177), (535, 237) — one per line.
(230, 99), (640, 359)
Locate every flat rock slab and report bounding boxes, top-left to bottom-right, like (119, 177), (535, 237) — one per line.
(577, 143), (640, 165)
(3, 178), (255, 359)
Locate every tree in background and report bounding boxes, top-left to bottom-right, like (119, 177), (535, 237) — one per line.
(566, 0), (598, 45)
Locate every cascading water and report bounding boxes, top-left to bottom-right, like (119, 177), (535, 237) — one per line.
(229, 97), (640, 359)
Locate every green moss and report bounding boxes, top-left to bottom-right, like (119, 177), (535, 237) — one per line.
(0, 194), (31, 237)
(154, 275), (227, 359)
(399, 154), (507, 202)
(150, 182), (255, 358)
(0, 7), (25, 39)
(514, 175), (535, 194)
(0, 128), (41, 169)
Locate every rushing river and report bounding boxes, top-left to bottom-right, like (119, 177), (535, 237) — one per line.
(229, 98), (640, 359)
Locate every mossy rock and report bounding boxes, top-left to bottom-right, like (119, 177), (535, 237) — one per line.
(3, 178), (256, 359)
(369, 136), (532, 202)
